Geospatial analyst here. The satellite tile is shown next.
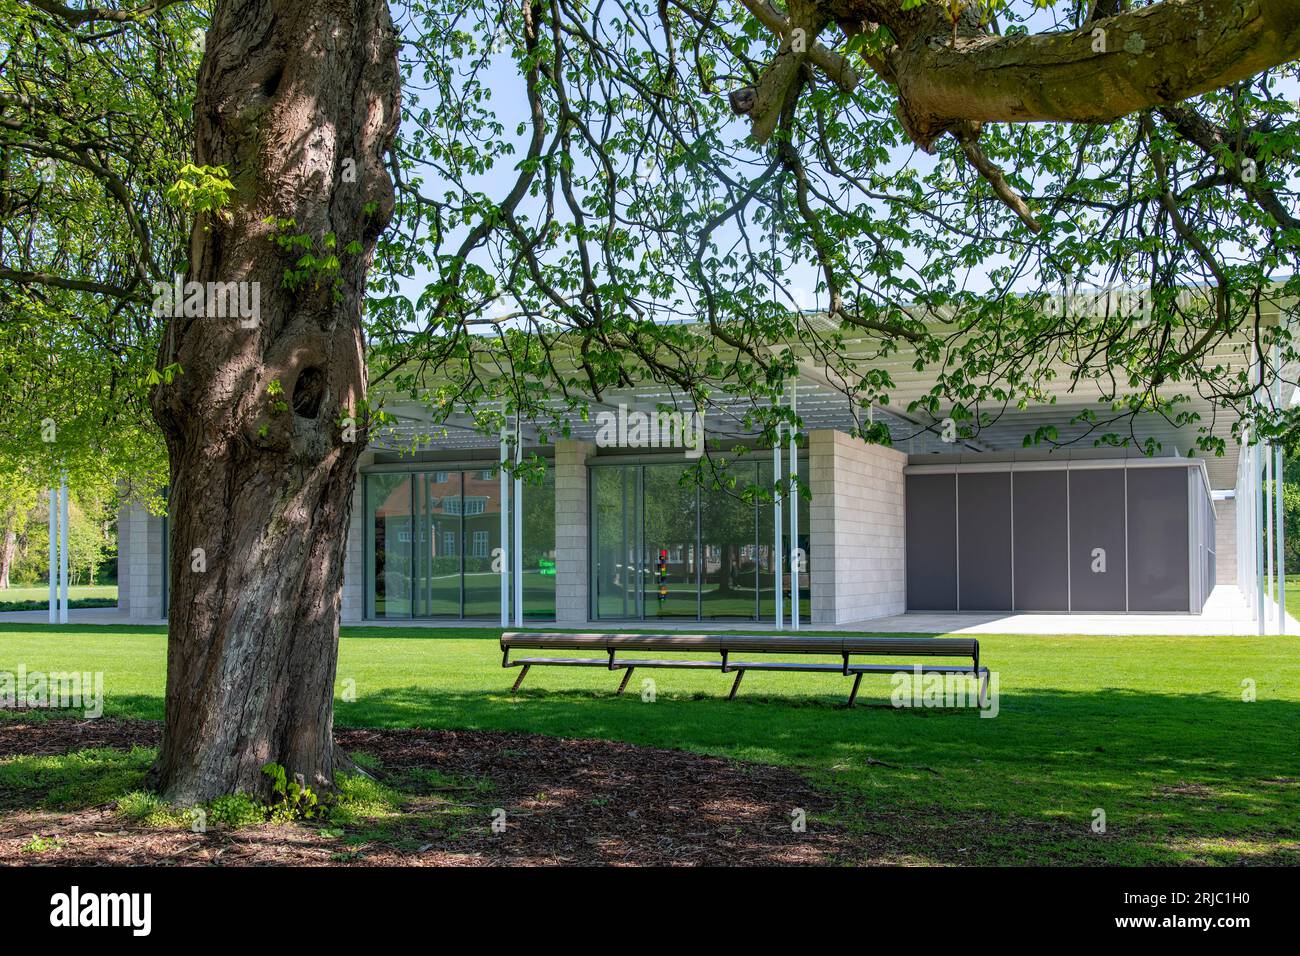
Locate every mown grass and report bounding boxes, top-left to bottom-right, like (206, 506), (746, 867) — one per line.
(1, 622), (1297, 864)
(0, 585), (118, 613)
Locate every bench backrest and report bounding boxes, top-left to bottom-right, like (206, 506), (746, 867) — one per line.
(501, 632), (978, 658)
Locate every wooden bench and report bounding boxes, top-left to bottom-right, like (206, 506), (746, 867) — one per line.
(500, 632), (991, 707)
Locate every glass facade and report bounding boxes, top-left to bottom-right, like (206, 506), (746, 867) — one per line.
(365, 465), (555, 620)
(591, 458), (810, 622)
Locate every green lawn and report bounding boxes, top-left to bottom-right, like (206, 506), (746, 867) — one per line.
(0, 585), (117, 613)
(2, 622), (1297, 864)
(1283, 575), (1300, 622)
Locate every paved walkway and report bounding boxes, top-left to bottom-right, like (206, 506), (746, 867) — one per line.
(3, 586), (1293, 635)
(822, 586), (1299, 636)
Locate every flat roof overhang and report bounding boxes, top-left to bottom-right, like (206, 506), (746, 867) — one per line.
(369, 290), (1299, 491)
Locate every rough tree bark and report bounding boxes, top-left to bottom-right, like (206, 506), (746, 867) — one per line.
(148, 0), (400, 804)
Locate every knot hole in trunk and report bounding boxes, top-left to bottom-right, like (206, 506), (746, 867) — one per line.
(291, 366), (326, 419)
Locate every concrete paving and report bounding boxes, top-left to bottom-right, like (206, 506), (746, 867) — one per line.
(821, 586), (1299, 636)
(3, 586), (1294, 636)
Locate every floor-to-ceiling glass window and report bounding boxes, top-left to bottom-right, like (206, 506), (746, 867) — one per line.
(366, 473), (413, 619)
(757, 460), (778, 620)
(518, 467), (557, 619)
(414, 471), (462, 616)
(792, 467), (811, 613)
(642, 464), (700, 619)
(700, 463), (759, 619)
(460, 468), (501, 618)
(592, 466), (638, 618)
(365, 464), (555, 620)
(591, 457), (808, 622)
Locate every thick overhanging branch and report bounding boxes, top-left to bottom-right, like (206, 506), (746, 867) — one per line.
(883, 0), (1300, 149)
(736, 1), (1300, 151)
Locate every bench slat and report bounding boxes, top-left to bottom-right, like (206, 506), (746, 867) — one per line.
(502, 631), (977, 659)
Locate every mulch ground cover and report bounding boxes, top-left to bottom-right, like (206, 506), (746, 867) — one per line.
(0, 717), (854, 866)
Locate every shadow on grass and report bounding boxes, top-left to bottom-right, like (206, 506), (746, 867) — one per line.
(339, 682), (1300, 862)
(12, 680), (1298, 865)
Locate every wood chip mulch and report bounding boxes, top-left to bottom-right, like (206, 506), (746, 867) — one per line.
(0, 717), (852, 866)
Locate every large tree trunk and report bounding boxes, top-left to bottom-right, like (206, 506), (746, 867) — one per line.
(148, 0), (400, 804)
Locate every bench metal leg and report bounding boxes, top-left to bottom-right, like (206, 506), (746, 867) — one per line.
(846, 673), (863, 708)
(510, 664), (530, 694)
(728, 669), (745, 700)
(616, 666), (636, 695)
(978, 669), (990, 709)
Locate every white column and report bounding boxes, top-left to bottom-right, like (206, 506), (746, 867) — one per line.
(48, 487), (57, 624)
(58, 477), (69, 624)
(774, 423), (783, 630)
(1244, 452), (1252, 609)
(513, 437), (523, 628)
(1277, 443), (1286, 634)
(1276, 335), (1287, 634)
(1266, 434), (1275, 626)
(789, 382), (799, 630)
(1237, 441), (1247, 606)
(1257, 440), (1266, 635)
(500, 431), (510, 629)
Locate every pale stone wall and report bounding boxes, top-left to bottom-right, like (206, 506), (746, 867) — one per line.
(119, 499), (165, 621)
(808, 430), (907, 624)
(554, 440), (594, 624)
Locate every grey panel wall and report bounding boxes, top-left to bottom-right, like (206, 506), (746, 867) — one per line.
(1068, 469), (1128, 612)
(905, 462), (1211, 614)
(905, 474), (957, 610)
(958, 473), (1013, 611)
(1012, 470), (1069, 611)
(1126, 467), (1190, 612)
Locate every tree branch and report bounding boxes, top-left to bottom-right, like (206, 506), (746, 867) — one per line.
(23, 1), (192, 25)
(953, 122), (1042, 233)
(0, 265), (146, 301)
(854, 0), (1300, 149)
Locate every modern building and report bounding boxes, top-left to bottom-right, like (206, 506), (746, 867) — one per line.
(114, 300), (1293, 630)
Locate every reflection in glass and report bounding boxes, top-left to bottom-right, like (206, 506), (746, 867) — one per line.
(701, 462), (758, 619)
(757, 461), (778, 620)
(367, 473), (412, 619)
(592, 456), (809, 622)
(461, 468), (502, 617)
(366, 464), (556, 620)
(794, 473), (811, 612)
(593, 466), (637, 619)
(519, 468), (557, 619)
(414, 471), (461, 616)
(642, 464), (699, 618)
